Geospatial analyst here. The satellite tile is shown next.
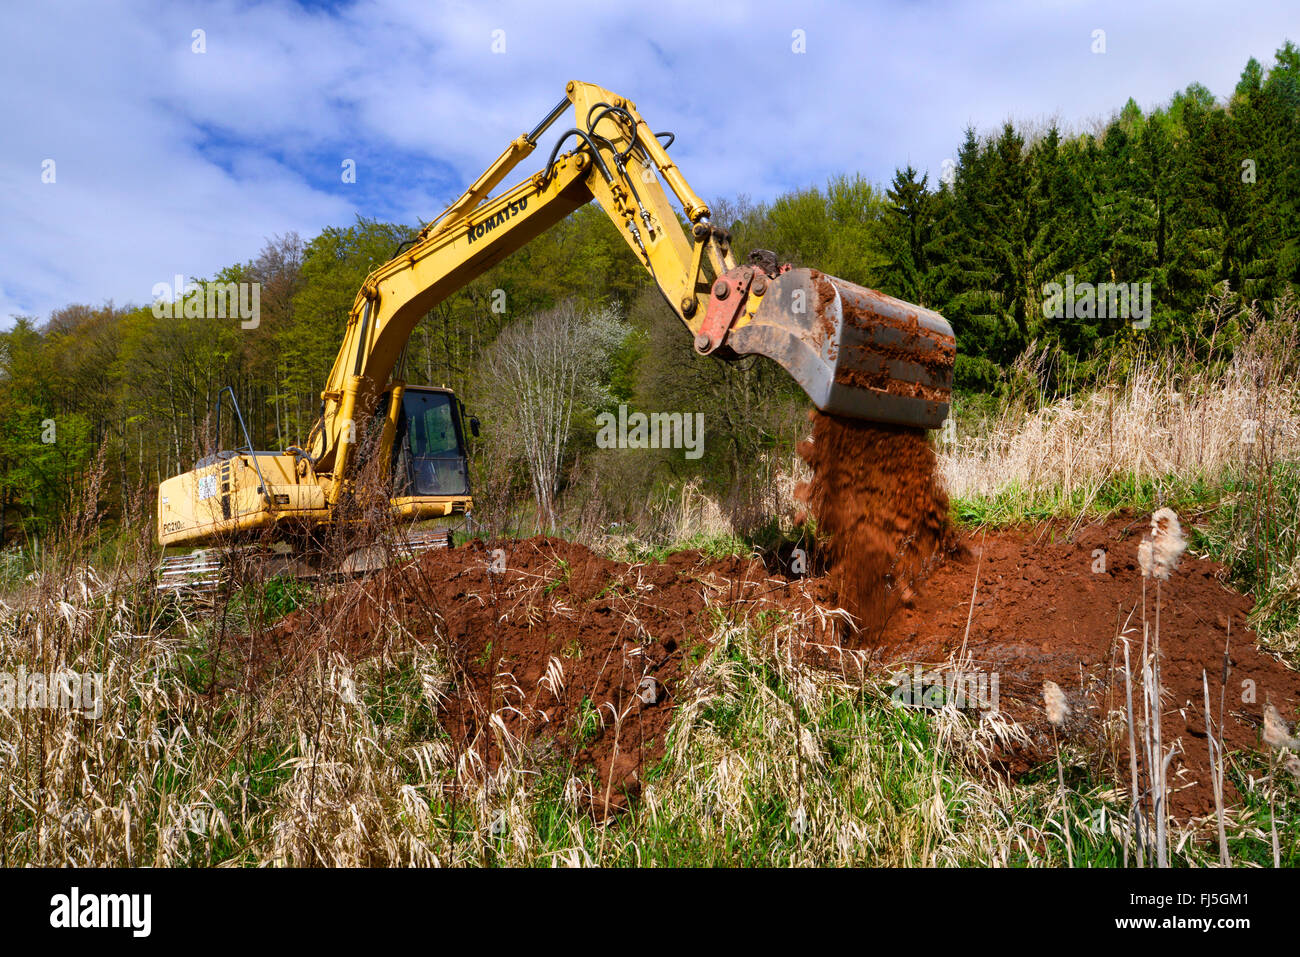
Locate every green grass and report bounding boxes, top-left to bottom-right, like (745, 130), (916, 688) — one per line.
(616, 531), (752, 564)
(216, 575), (312, 631)
(572, 696), (600, 746)
(543, 558), (571, 595)
(951, 468), (1229, 529)
(1224, 756), (1300, 866)
(1196, 460), (1300, 660)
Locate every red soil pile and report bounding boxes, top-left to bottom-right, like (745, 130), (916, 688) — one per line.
(795, 411), (951, 640)
(254, 538), (807, 815)
(235, 514), (1298, 825)
(874, 515), (1300, 818)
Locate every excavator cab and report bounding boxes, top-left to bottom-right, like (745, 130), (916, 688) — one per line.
(388, 385), (473, 508)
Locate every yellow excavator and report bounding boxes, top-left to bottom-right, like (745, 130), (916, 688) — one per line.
(156, 81), (955, 586)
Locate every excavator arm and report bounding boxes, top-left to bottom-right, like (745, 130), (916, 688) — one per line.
(155, 80), (955, 553)
(306, 80), (955, 504)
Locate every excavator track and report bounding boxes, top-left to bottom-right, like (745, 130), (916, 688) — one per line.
(156, 529), (455, 600)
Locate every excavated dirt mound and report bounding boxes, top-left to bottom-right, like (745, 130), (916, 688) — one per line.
(254, 538), (813, 815)
(873, 515), (1300, 818)
(239, 515), (1298, 824)
(795, 411), (951, 639)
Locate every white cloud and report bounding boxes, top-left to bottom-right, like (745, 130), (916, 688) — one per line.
(1, 0), (1295, 325)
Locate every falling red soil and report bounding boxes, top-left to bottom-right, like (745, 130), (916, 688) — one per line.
(240, 515), (1299, 824)
(795, 411), (952, 639)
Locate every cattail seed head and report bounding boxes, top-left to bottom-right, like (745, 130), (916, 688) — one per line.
(1263, 703), (1300, 751)
(1148, 507), (1186, 581)
(1137, 539), (1153, 578)
(1043, 680), (1070, 727)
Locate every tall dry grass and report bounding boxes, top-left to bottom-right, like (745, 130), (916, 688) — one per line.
(940, 297), (1300, 510)
(7, 529), (1276, 867)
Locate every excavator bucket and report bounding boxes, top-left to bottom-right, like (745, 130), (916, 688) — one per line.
(721, 268), (955, 429)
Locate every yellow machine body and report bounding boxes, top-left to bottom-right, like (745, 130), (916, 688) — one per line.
(158, 385), (471, 546)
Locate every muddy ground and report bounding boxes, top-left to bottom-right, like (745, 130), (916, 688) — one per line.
(250, 516), (1299, 822)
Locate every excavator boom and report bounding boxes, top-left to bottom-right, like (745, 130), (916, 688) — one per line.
(308, 81), (955, 502)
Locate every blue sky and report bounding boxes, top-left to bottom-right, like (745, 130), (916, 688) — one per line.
(1, 0), (1295, 326)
